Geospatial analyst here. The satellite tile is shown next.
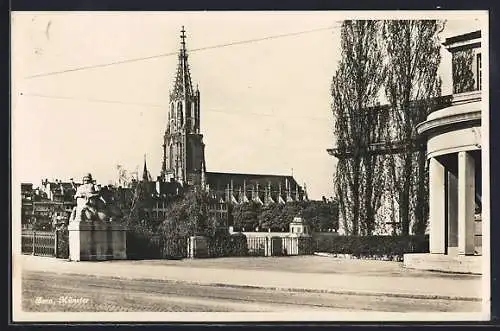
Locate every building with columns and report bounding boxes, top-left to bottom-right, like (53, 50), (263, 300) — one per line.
(404, 30), (483, 273)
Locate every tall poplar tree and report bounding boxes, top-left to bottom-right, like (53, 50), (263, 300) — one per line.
(332, 20), (387, 235)
(382, 20), (444, 235)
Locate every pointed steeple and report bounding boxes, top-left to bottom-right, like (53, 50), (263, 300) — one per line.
(163, 26), (205, 186)
(278, 182), (285, 204)
(171, 26), (194, 100)
(142, 154), (151, 182)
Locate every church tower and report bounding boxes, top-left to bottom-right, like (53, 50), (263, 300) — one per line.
(161, 27), (206, 187)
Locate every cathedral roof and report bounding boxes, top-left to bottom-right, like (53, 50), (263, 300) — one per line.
(205, 171), (302, 192)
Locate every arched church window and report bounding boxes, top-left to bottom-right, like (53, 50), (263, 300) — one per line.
(177, 102), (183, 125)
(170, 102), (175, 119)
(169, 144), (173, 168)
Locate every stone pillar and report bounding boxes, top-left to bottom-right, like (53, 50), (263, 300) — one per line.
(458, 151), (475, 255)
(188, 236), (209, 258)
(447, 172), (459, 255)
(429, 158), (446, 254)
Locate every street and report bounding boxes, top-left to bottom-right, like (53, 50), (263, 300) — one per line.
(22, 271), (480, 312)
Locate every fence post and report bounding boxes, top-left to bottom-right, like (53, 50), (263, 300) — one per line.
(54, 230), (58, 258)
(32, 231), (35, 255)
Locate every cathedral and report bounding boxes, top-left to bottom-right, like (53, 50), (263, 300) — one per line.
(141, 27), (308, 225)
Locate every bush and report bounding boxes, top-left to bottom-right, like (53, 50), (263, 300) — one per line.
(208, 230), (249, 257)
(229, 233), (249, 256)
(56, 228), (69, 259)
(315, 235), (429, 260)
(160, 236), (188, 259)
(126, 226), (163, 259)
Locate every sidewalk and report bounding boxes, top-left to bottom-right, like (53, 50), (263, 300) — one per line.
(15, 255), (483, 301)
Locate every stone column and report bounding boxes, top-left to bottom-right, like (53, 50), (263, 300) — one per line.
(429, 158), (446, 254)
(458, 151), (475, 255)
(447, 172), (459, 255)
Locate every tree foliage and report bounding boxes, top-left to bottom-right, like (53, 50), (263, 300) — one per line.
(452, 49), (476, 94)
(330, 20), (445, 236)
(331, 20), (387, 235)
(233, 200), (339, 232)
(231, 201), (262, 231)
(383, 20), (444, 235)
(157, 189), (217, 240)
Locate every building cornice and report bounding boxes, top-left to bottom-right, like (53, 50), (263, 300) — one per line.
(416, 110), (481, 136)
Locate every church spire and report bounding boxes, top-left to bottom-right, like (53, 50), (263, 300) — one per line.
(162, 27), (205, 188)
(142, 154), (150, 182)
(171, 26), (194, 100)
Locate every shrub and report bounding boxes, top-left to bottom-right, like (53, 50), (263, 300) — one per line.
(56, 227), (69, 259)
(126, 225), (162, 259)
(160, 236), (188, 259)
(208, 230), (249, 257)
(315, 235), (429, 260)
(229, 233), (249, 256)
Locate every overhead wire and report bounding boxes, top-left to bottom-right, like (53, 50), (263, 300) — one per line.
(24, 24), (342, 80)
(18, 92), (332, 122)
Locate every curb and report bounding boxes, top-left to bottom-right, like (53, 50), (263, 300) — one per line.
(42, 270), (482, 303)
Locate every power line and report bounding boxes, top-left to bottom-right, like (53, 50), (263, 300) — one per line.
(18, 92), (331, 121)
(24, 24), (341, 80)
(19, 92), (165, 108)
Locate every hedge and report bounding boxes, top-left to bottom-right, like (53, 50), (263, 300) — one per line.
(159, 236), (188, 259)
(56, 228), (69, 259)
(126, 229), (163, 259)
(315, 235), (429, 260)
(208, 232), (249, 257)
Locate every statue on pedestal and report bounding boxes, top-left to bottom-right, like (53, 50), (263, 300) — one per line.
(69, 173), (122, 224)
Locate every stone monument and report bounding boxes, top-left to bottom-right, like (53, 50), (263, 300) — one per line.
(68, 173), (127, 261)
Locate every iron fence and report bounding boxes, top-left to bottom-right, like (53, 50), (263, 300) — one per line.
(21, 230), (56, 257)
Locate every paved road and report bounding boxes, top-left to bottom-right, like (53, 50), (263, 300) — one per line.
(17, 255), (482, 300)
(22, 271), (480, 312)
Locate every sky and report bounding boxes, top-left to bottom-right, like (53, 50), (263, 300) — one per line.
(11, 11), (485, 200)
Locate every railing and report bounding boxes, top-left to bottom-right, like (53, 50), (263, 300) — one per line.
(247, 237), (268, 256)
(21, 230), (56, 257)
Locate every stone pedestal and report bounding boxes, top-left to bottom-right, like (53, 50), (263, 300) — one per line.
(68, 221), (127, 261)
